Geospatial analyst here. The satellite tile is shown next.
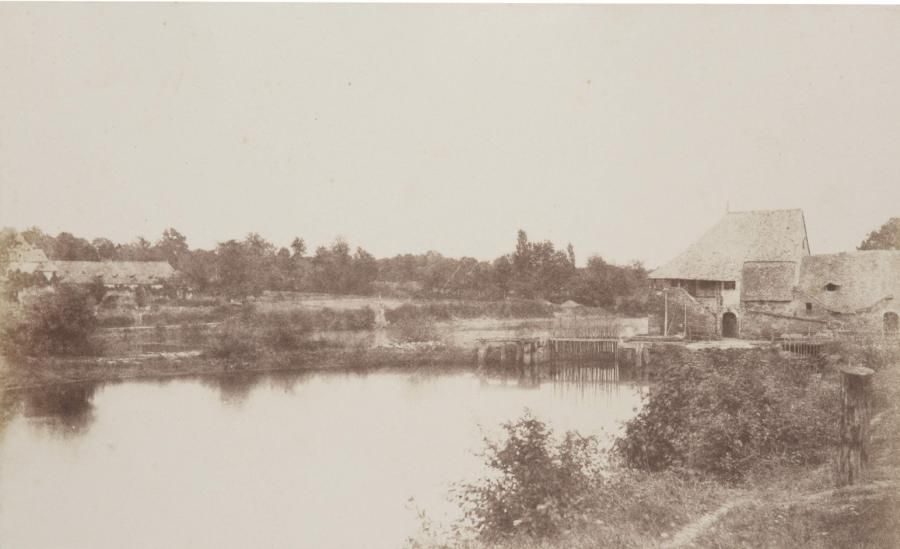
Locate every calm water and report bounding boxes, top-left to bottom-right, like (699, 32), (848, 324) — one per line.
(0, 367), (645, 549)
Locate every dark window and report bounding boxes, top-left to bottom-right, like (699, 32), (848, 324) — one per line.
(825, 283), (840, 292)
(806, 302), (813, 312)
(724, 281), (736, 290)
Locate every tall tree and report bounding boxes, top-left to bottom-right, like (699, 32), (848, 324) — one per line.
(156, 228), (189, 268)
(858, 218), (900, 250)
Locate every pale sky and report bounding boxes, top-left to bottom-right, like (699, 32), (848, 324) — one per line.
(1, 4), (898, 267)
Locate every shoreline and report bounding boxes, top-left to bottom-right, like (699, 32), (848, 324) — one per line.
(0, 346), (478, 392)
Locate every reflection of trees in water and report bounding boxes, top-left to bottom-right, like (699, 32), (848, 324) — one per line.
(200, 373), (258, 406)
(0, 391), (24, 434)
(200, 371), (318, 405)
(22, 383), (98, 436)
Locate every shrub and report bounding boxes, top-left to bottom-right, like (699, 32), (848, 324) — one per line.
(1, 285), (100, 356)
(384, 300), (555, 324)
(456, 413), (603, 542)
(614, 348), (840, 482)
(389, 317), (439, 343)
(205, 320), (259, 359)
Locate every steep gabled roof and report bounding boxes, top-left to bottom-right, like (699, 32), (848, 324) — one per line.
(650, 209), (809, 281)
(53, 261), (175, 285)
(798, 251), (900, 313)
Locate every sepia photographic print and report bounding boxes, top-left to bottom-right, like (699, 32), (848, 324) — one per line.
(1, 2), (899, 548)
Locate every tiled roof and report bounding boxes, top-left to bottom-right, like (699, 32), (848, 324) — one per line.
(650, 209), (809, 281)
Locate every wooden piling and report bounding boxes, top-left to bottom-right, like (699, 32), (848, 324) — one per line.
(836, 365), (875, 487)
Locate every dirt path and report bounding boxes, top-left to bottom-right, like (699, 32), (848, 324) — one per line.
(661, 363), (900, 549)
(661, 496), (749, 548)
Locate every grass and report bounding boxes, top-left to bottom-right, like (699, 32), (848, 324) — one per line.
(385, 300), (556, 324)
(409, 340), (900, 549)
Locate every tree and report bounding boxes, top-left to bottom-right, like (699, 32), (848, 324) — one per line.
(156, 228), (189, 268)
(91, 238), (117, 260)
(54, 232), (98, 261)
(858, 218), (900, 250)
(290, 237), (307, 258)
(1, 285), (99, 356)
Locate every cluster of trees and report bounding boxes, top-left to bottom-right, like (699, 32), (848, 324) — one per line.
(1, 226), (648, 308)
(858, 217), (900, 251)
(378, 230), (647, 310)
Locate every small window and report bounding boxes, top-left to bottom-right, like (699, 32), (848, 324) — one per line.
(724, 281), (736, 290)
(825, 283), (841, 292)
(806, 302), (813, 312)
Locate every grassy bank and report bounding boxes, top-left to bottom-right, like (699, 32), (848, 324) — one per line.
(411, 341), (900, 549)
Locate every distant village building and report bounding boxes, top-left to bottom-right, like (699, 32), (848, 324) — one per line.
(5, 237), (175, 291)
(51, 261), (175, 289)
(5, 235), (58, 282)
(648, 209), (900, 339)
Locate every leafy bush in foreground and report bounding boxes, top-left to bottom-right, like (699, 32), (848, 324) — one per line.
(456, 414), (603, 542)
(614, 348), (840, 482)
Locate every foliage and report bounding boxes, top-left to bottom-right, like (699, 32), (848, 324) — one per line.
(614, 348), (840, 482)
(858, 217), (900, 250)
(456, 414), (604, 542)
(87, 275), (107, 304)
(2, 269), (50, 301)
(384, 300), (555, 324)
(389, 317), (439, 343)
(3, 226), (647, 307)
(203, 306), (376, 358)
(1, 285), (100, 356)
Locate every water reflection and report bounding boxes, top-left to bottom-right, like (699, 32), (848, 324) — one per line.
(2, 383), (98, 437)
(0, 367), (645, 549)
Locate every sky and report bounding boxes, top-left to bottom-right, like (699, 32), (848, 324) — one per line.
(1, 4), (898, 268)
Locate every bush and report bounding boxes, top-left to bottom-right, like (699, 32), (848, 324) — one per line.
(614, 348), (840, 482)
(456, 414), (603, 542)
(384, 300), (555, 324)
(389, 317), (439, 343)
(1, 285), (101, 356)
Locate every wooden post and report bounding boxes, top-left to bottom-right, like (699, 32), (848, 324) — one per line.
(476, 343), (487, 368)
(836, 365), (875, 487)
(664, 291), (669, 337)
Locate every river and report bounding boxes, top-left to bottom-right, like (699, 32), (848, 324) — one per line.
(0, 366), (645, 549)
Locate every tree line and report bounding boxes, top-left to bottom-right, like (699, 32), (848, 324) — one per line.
(1, 226), (650, 309)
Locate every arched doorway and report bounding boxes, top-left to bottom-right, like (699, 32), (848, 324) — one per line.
(722, 312), (738, 338)
(885, 312), (899, 335)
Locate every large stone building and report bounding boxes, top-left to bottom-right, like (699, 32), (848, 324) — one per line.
(648, 209), (900, 339)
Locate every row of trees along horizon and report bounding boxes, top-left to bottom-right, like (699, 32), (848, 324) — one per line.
(4, 217), (897, 310)
(0, 227), (649, 311)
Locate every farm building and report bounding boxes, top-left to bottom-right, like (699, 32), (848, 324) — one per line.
(648, 209), (899, 339)
(5, 237), (175, 290)
(4, 235), (58, 282)
(648, 209), (810, 338)
(51, 261), (175, 289)
(795, 251), (900, 335)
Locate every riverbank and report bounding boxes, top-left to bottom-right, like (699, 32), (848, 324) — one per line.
(0, 346), (476, 392)
(412, 342), (900, 549)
